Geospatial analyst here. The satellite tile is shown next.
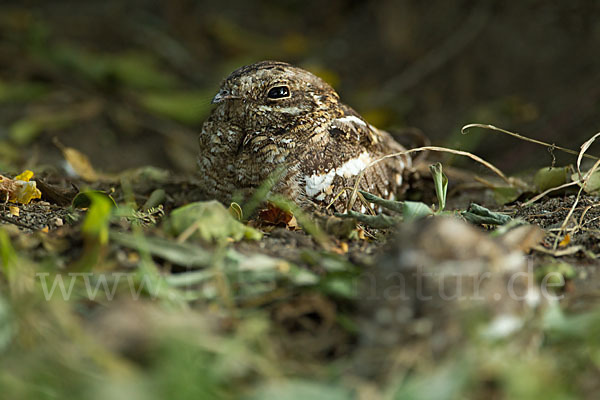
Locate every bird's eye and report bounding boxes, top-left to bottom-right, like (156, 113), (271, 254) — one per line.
(267, 86), (290, 99)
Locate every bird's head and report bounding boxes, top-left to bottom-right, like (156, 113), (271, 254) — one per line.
(211, 61), (340, 128)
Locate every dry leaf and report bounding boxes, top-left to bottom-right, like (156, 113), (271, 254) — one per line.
(0, 170), (42, 204)
(258, 202), (299, 230)
(54, 138), (115, 182)
(558, 234), (571, 247)
(357, 227), (367, 240)
(500, 225), (546, 253)
(331, 242), (349, 255)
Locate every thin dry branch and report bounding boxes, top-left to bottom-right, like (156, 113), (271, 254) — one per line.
(553, 133), (600, 249)
(576, 132), (600, 177)
(462, 124), (599, 161)
(346, 146), (510, 212)
(521, 181), (581, 207)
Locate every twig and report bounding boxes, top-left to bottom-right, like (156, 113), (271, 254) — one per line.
(462, 124), (599, 160)
(347, 146), (510, 212)
(521, 180), (580, 207)
(552, 134), (600, 249)
(0, 214), (38, 230)
(576, 132), (600, 176)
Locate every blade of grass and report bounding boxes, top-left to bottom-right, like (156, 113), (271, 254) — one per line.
(242, 166), (286, 219)
(429, 162), (448, 212)
(110, 231), (212, 267)
(553, 135), (600, 249)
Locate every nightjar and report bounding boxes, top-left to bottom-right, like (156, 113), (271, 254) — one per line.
(198, 61), (412, 212)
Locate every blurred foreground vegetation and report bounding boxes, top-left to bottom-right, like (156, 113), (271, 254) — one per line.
(2, 1), (600, 399)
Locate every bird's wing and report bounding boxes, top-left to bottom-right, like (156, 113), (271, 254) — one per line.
(327, 104), (409, 160)
(327, 105), (381, 147)
(297, 104), (411, 212)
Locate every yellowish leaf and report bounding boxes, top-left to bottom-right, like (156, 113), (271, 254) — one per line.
(62, 147), (102, 181)
(14, 170), (34, 181)
(0, 170), (42, 204)
(558, 234), (571, 247)
(54, 139), (115, 182)
(13, 180), (42, 204)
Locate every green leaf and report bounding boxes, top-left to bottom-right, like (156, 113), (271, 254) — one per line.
(359, 190), (403, 213)
(72, 190), (117, 209)
(81, 192), (114, 245)
(335, 210), (400, 229)
(429, 162), (448, 212)
(111, 231), (212, 267)
(572, 170), (600, 194)
(108, 53), (179, 89)
(534, 166), (570, 192)
(9, 102), (102, 145)
(0, 228), (18, 282)
(0, 80), (48, 103)
(137, 90), (213, 125)
(321, 277), (357, 299)
(142, 189), (166, 211)
(393, 360), (471, 400)
(462, 203), (511, 225)
(0, 295), (16, 352)
(228, 202), (243, 220)
(492, 186), (521, 205)
(535, 262), (576, 284)
(53, 45), (179, 89)
(402, 201), (434, 221)
(9, 118), (44, 145)
(242, 167), (287, 218)
(166, 200), (263, 242)
(287, 267), (320, 286)
(249, 380), (351, 400)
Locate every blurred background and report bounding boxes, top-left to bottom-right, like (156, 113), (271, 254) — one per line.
(1, 0), (599, 175)
(3, 2), (600, 398)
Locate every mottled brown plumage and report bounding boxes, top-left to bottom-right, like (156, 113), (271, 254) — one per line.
(198, 61), (411, 212)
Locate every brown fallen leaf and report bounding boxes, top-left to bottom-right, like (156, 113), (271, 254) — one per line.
(257, 202), (300, 230)
(500, 225), (546, 253)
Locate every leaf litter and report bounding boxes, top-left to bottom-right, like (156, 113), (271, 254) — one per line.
(4, 122), (600, 399)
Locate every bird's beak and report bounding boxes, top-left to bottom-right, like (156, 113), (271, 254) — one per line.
(211, 89), (238, 104)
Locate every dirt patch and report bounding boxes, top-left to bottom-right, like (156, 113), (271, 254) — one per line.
(514, 194), (600, 253)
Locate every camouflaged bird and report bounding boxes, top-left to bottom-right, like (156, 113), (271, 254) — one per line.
(198, 61), (412, 212)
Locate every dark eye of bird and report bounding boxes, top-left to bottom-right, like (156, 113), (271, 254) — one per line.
(267, 86), (290, 99)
